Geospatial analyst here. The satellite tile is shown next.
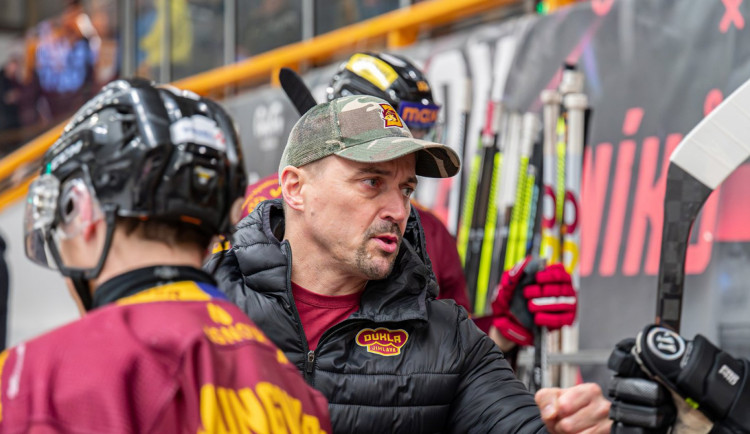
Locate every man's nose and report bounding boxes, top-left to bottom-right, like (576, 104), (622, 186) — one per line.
(379, 189), (409, 226)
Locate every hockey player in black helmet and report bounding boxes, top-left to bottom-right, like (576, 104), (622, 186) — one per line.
(327, 52), (440, 140)
(11, 78), (331, 433)
(24, 78), (247, 311)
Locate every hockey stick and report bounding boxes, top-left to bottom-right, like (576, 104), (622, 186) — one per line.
(657, 78), (750, 332)
(454, 78), (474, 236)
(505, 113), (540, 270)
(474, 103), (506, 315)
(465, 105), (502, 312)
(279, 67), (318, 116)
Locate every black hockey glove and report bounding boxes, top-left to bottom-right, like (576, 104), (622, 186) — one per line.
(608, 337), (676, 434)
(609, 324), (750, 434)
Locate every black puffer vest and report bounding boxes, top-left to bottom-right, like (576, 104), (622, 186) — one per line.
(209, 200), (545, 433)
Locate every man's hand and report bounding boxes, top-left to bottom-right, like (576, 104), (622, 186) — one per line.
(490, 257), (577, 347)
(535, 383), (612, 434)
(608, 324), (750, 434)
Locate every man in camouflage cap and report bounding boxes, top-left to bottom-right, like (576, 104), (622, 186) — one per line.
(210, 95), (546, 433)
(279, 95), (459, 178)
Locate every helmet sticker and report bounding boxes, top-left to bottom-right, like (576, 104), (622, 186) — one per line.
(48, 139), (83, 173)
(380, 104), (404, 128)
(170, 115), (226, 151)
(398, 101), (440, 129)
(160, 84), (201, 101)
(416, 81), (430, 92)
(346, 53), (399, 91)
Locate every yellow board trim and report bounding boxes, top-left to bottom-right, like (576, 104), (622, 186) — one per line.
(0, 0), (515, 212)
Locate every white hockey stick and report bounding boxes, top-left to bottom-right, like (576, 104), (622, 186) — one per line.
(658, 78), (750, 332)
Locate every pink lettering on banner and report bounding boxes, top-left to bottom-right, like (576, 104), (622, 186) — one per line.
(720, 0), (744, 33)
(704, 89), (723, 116)
(592, 0), (615, 17)
(580, 144), (612, 276)
(582, 103), (723, 278)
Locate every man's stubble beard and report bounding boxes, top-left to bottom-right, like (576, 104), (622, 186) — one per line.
(355, 221), (402, 280)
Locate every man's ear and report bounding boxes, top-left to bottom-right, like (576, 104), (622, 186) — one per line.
(229, 196), (245, 225)
(280, 166), (305, 211)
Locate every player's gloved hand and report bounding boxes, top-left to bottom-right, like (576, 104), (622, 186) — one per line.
(609, 324), (750, 434)
(489, 257), (576, 346)
(608, 337), (677, 433)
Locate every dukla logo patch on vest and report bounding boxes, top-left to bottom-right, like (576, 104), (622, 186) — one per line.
(380, 103), (404, 128)
(356, 327), (408, 356)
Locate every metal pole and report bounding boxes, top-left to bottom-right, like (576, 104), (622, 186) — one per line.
(223, 0), (236, 66)
(120, 0), (136, 78)
(159, 0), (171, 84)
(302, 0), (314, 40)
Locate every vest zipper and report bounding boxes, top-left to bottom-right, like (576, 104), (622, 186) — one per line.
(282, 244), (315, 384)
(306, 350), (315, 374)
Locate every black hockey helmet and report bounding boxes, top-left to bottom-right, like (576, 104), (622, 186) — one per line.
(327, 52), (440, 139)
(24, 78), (246, 306)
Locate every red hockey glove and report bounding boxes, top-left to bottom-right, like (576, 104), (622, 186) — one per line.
(490, 257), (577, 346)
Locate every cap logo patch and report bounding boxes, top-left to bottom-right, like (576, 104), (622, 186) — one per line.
(416, 80), (430, 92)
(380, 104), (404, 128)
(356, 327), (408, 356)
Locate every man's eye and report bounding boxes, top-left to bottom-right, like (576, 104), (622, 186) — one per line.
(402, 187), (415, 197)
(364, 179), (379, 188)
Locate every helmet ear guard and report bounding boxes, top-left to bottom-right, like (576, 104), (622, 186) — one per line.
(56, 177), (103, 242)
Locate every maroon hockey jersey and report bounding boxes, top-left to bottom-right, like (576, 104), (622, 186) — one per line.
(0, 279), (331, 433)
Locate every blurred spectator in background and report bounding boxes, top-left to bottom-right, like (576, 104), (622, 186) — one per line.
(89, 0), (119, 86)
(0, 1), (120, 159)
(23, 0), (96, 124)
(357, 0), (400, 20)
(0, 55), (25, 157)
(137, 0), (193, 79)
(315, 0), (358, 35)
(316, 0), (399, 35)
(238, 0), (301, 58)
(0, 56), (23, 133)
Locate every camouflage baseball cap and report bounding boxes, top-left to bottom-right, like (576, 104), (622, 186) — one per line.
(279, 95), (460, 177)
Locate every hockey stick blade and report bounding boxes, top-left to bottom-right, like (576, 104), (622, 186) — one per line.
(658, 78), (750, 332)
(279, 67), (318, 116)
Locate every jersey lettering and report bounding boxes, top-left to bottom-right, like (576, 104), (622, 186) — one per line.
(198, 383), (326, 434)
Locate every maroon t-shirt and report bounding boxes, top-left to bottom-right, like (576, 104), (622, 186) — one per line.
(292, 282), (361, 351)
(0, 281), (331, 433)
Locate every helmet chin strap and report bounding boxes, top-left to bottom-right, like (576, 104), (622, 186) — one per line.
(70, 270), (93, 311)
(48, 210), (118, 312)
